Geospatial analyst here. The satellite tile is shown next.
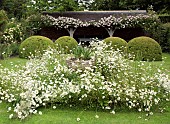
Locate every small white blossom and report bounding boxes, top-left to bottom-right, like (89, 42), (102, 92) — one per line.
(95, 115), (99, 119)
(76, 117), (80, 122)
(53, 106), (56, 109)
(9, 114), (13, 119)
(38, 111), (42, 115)
(110, 110), (115, 114)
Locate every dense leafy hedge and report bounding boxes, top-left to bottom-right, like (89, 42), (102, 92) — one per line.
(0, 10), (8, 35)
(0, 42), (19, 59)
(127, 36), (162, 61)
(19, 36), (54, 58)
(55, 36), (78, 53)
(160, 23), (170, 53)
(159, 15), (170, 23)
(104, 37), (127, 51)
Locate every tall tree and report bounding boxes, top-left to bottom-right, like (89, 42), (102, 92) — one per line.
(87, 0), (170, 13)
(1, 0), (27, 19)
(0, 10), (8, 36)
(1, 0), (82, 19)
(26, 0), (81, 15)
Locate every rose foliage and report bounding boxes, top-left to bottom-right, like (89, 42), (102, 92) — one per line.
(41, 14), (160, 30)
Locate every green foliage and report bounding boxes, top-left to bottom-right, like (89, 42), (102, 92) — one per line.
(72, 45), (83, 59)
(23, 14), (52, 36)
(0, 10), (8, 35)
(0, 42), (19, 59)
(72, 45), (92, 60)
(103, 37), (127, 51)
(159, 14), (170, 23)
(1, 19), (25, 44)
(142, 18), (170, 53)
(160, 23), (170, 53)
(0, 43), (12, 59)
(19, 36), (54, 58)
(141, 15), (167, 48)
(10, 42), (20, 56)
(55, 36), (78, 53)
(26, 0), (81, 15)
(81, 47), (92, 60)
(1, 0), (27, 20)
(127, 36), (162, 61)
(1, 0), (169, 20)
(0, 18), (24, 58)
(88, 0), (169, 14)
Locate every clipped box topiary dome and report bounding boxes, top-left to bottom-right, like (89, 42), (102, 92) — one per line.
(103, 37), (127, 51)
(19, 36), (54, 58)
(55, 36), (78, 53)
(127, 36), (162, 61)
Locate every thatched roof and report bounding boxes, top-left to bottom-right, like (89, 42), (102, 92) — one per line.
(43, 10), (147, 21)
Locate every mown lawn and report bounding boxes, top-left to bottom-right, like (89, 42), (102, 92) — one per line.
(0, 57), (27, 70)
(0, 102), (170, 124)
(0, 53), (170, 124)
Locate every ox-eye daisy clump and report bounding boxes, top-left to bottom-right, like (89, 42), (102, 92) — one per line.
(0, 40), (169, 120)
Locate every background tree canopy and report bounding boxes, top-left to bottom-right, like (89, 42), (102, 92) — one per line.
(0, 10), (8, 35)
(0, 0), (169, 20)
(88, 0), (170, 13)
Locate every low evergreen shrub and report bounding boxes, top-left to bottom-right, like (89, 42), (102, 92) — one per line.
(127, 36), (162, 61)
(55, 36), (78, 53)
(19, 36), (54, 58)
(103, 37), (127, 51)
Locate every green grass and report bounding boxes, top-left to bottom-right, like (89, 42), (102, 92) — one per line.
(0, 102), (170, 124)
(161, 53), (170, 70)
(0, 53), (170, 124)
(0, 57), (27, 70)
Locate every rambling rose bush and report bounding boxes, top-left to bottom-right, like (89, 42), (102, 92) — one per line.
(34, 14), (160, 32)
(0, 40), (169, 120)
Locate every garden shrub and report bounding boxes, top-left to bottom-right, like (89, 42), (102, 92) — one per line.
(0, 10), (8, 35)
(160, 23), (170, 53)
(0, 42), (19, 59)
(55, 36), (78, 53)
(142, 17), (163, 45)
(159, 15), (170, 23)
(24, 14), (53, 36)
(103, 37), (127, 51)
(1, 19), (25, 44)
(0, 19), (24, 58)
(0, 43), (12, 59)
(0, 41), (169, 119)
(10, 42), (20, 56)
(127, 36), (162, 61)
(72, 45), (92, 60)
(19, 36), (54, 58)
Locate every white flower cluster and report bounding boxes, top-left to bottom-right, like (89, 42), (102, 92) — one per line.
(95, 14), (159, 29)
(0, 41), (169, 120)
(2, 23), (24, 44)
(94, 15), (121, 28)
(46, 15), (85, 29)
(42, 14), (159, 30)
